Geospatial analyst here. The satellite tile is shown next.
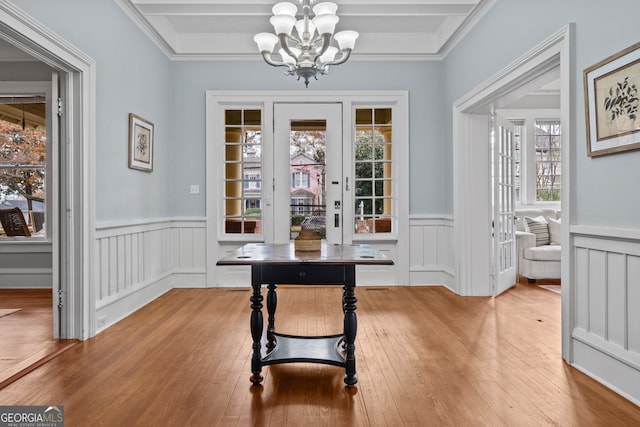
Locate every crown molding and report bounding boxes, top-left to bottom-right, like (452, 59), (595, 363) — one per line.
(439, 0), (497, 58)
(113, 0), (177, 58)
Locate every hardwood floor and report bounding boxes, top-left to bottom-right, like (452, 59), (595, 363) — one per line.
(0, 289), (77, 389)
(1, 284), (639, 426)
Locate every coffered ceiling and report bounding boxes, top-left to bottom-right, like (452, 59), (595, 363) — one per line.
(116, 0), (494, 60)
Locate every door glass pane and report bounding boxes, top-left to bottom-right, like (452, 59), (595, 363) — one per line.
(354, 108), (392, 234)
(223, 109), (262, 234)
(289, 119), (326, 240)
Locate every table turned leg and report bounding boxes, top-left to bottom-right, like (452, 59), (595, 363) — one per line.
(266, 283), (277, 352)
(250, 271), (264, 385)
(343, 268), (358, 385)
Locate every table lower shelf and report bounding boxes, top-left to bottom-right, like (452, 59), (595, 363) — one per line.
(261, 332), (346, 367)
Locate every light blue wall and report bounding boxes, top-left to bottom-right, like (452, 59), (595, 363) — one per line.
(169, 60), (445, 216)
(11, 0), (445, 220)
(442, 0), (640, 227)
(11, 0), (640, 225)
(13, 0), (173, 222)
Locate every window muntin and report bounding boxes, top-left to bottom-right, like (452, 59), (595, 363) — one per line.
(354, 108), (393, 234)
(0, 102), (46, 238)
(534, 119), (561, 202)
(223, 109), (262, 235)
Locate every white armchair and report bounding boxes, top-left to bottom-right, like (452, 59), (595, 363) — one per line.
(515, 208), (561, 282)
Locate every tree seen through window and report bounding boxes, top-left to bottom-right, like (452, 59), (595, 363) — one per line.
(0, 110), (46, 236)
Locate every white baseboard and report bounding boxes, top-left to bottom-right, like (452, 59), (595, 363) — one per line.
(0, 269), (53, 288)
(95, 273), (173, 334)
(172, 270), (207, 288)
(409, 269), (455, 288)
(572, 336), (640, 407)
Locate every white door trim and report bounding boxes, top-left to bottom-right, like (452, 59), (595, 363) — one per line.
(0, 2), (97, 339)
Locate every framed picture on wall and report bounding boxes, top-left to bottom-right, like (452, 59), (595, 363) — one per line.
(584, 42), (640, 157)
(128, 113), (154, 171)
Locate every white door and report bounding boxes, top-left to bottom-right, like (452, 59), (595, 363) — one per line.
(273, 103), (343, 244)
(491, 113), (516, 296)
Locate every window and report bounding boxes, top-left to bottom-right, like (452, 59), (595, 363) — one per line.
(223, 109), (262, 234)
(244, 172), (261, 189)
(354, 108), (393, 234)
(0, 98), (46, 238)
(292, 171), (310, 188)
(245, 199), (260, 210)
(534, 120), (561, 202)
(505, 111), (561, 205)
(291, 197), (313, 214)
(512, 120), (523, 204)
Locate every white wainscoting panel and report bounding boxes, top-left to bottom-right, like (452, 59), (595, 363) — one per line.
(170, 220), (207, 288)
(572, 229), (640, 405)
(0, 242), (53, 288)
(408, 216), (454, 288)
(93, 217), (457, 331)
(95, 218), (206, 332)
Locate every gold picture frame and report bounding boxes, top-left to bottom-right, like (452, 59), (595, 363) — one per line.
(128, 113), (154, 172)
(584, 42), (640, 157)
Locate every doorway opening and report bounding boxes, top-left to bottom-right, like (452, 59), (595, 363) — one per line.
(0, 3), (97, 344)
(453, 25), (571, 359)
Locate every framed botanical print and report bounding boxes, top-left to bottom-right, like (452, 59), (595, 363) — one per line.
(128, 113), (154, 171)
(584, 42), (640, 156)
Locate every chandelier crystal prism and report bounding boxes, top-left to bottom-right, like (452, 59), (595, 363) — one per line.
(254, 0), (359, 87)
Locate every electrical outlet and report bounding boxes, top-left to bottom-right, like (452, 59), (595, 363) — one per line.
(190, 184), (200, 194)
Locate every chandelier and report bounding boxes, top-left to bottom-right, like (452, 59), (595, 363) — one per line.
(254, 1), (359, 87)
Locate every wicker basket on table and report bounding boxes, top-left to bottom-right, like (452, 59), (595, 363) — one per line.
(294, 230), (321, 252)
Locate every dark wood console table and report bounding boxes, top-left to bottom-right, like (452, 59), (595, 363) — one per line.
(216, 242), (394, 386)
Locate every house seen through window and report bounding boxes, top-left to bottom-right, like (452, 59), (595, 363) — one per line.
(220, 104), (396, 238)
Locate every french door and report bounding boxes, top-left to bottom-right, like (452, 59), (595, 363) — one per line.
(272, 103), (344, 244)
(491, 113), (516, 296)
(207, 91), (409, 287)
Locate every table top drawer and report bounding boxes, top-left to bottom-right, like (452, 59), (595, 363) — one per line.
(257, 264), (351, 285)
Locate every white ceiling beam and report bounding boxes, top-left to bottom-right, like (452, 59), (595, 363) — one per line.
(119, 0), (489, 59)
(134, 3), (474, 16)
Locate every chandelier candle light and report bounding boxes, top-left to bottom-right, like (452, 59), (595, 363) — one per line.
(254, 0), (359, 87)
